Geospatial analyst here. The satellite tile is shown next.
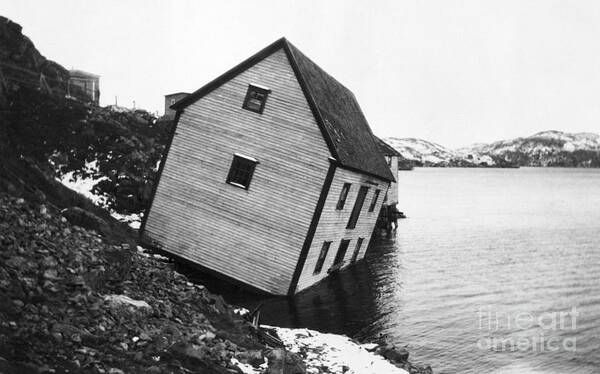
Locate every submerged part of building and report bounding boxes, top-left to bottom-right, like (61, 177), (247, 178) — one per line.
(140, 38), (395, 296)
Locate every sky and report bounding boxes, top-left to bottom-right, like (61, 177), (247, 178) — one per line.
(4, 0), (600, 148)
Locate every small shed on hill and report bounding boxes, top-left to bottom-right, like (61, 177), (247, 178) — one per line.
(140, 38), (394, 296)
(164, 92), (189, 118)
(68, 69), (100, 104)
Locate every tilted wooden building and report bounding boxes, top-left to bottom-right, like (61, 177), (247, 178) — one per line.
(140, 38), (395, 296)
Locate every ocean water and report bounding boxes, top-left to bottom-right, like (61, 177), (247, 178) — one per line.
(244, 168), (600, 374)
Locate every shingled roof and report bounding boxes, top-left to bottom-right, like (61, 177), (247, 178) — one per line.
(172, 38), (394, 182)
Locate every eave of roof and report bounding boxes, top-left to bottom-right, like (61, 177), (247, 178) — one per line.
(172, 38), (394, 182)
(376, 136), (402, 157)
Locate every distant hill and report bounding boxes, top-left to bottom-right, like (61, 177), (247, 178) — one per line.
(384, 131), (600, 168)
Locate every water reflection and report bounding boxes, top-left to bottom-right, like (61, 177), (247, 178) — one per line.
(179, 235), (398, 339)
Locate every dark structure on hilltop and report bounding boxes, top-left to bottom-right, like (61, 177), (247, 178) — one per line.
(164, 92), (189, 119)
(67, 69), (100, 105)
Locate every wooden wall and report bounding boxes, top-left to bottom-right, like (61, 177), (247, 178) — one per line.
(143, 48), (331, 295)
(294, 167), (390, 292)
(384, 156), (399, 206)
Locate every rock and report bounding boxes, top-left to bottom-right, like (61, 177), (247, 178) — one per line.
(5, 256), (27, 269)
(167, 342), (210, 370)
(43, 269), (59, 280)
(381, 347), (410, 363)
(61, 207), (110, 236)
(146, 366), (161, 374)
(237, 350), (264, 367)
(265, 348), (306, 374)
(51, 331), (63, 343)
(42, 256), (58, 268)
(360, 343), (379, 352)
(104, 294), (151, 309)
(199, 331), (216, 342)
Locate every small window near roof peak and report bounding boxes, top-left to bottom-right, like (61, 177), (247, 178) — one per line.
(243, 84), (270, 114)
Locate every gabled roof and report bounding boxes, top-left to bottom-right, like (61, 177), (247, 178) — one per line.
(172, 38), (394, 182)
(375, 136), (402, 157)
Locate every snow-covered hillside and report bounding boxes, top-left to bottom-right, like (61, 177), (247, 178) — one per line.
(384, 138), (455, 164)
(470, 131), (600, 155)
(383, 137), (496, 167)
(383, 131), (600, 167)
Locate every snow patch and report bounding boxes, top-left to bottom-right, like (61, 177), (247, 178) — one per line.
(56, 159), (141, 229)
(270, 327), (409, 374)
(230, 358), (264, 374)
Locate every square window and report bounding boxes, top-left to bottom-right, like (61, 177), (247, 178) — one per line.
(369, 190), (381, 212)
(242, 84), (270, 114)
(336, 183), (351, 210)
(226, 154), (258, 190)
(314, 241), (332, 275)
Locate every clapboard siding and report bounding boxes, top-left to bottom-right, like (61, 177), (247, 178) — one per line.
(295, 167), (390, 292)
(143, 48), (331, 295)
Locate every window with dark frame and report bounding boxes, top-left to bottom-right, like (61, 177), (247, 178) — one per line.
(226, 154), (258, 190)
(242, 84), (270, 114)
(369, 190), (381, 212)
(332, 239), (351, 267)
(314, 241), (332, 275)
(347, 186), (369, 229)
(350, 237), (364, 263)
(336, 183), (352, 210)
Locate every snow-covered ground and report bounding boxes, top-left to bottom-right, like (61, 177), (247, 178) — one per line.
(271, 327), (409, 374)
(55, 159), (141, 228)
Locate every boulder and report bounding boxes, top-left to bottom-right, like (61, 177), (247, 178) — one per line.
(61, 206), (110, 236)
(265, 348), (306, 374)
(381, 347), (409, 363)
(104, 294), (151, 310)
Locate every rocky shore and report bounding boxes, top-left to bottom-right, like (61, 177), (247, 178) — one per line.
(0, 193), (433, 374)
(0, 194), (279, 373)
